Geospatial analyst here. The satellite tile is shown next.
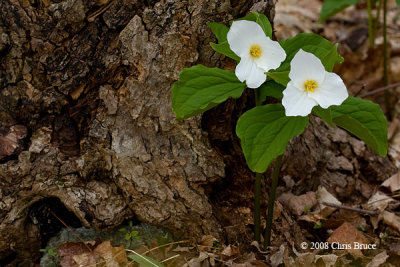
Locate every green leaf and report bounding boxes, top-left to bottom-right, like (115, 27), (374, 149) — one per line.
(267, 33), (344, 86)
(257, 81), (284, 105)
(236, 12), (273, 38)
(128, 254), (164, 267)
(207, 22), (229, 43)
(39, 249), (47, 253)
(319, 0), (360, 23)
(397, 0), (400, 7)
(236, 104), (309, 173)
(312, 106), (335, 127)
(172, 65), (246, 120)
(331, 96), (387, 156)
(125, 233), (131, 240)
(129, 220), (133, 227)
(277, 33), (343, 72)
(210, 42), (240, 61)
(266, 71), (290, 86)
(119, 227), (127, 232)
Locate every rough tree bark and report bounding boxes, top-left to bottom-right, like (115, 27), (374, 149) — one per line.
(0, 0), (275, 264)
(0, 0), (397, 265)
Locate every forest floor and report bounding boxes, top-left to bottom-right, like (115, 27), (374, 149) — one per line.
(37, 1), (400, 266)
(180, 0), (400, 266)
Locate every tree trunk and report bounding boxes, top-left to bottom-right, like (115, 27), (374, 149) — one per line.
(0, 0), (275, 264)
(0, 0), (397, 265)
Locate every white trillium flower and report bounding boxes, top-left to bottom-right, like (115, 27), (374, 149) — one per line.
(227, 20), (286, 89)
(282, 49), (349, 117)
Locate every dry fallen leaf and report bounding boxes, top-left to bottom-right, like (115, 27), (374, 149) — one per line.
(183, 251), (209, 267)
(198, 235), (217, 252)
(314, 186), (342, 218)
(380, 210), (400, 233)
(314, 254), (338, 267)
(269, 244), (285, 267)
(94, 241), (127, 266)
(221, 245), (240, 260)
(327, 222), (370, 258)
(288, 191), (318, 216)
(366, 251), (389, 267)
(366, 191), (395, 211)
(381, 172), (400, 193)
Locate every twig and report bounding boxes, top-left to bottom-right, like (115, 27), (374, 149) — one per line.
(322, 202), (379, 216)
(87, 0), (116, 22)
(359, 82), (400, 98)
(160, 254), (180, 263)
(142, 240), (189, 255)
(48, 209), (93, 252)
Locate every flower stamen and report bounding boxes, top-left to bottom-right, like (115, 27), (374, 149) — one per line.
(250, 45), (262, 58)
(304, 80), (318, 92)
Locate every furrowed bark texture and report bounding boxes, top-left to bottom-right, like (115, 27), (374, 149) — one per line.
(0, 0), (397, 265)
(0, 0), (272, 264)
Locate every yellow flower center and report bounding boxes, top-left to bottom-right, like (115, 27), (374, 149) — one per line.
(250, 45), (262, 58)
(304, 80), (318, 92)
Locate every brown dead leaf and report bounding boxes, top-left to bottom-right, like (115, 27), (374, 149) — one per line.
(366, 191), (395, 211)
(366, 251), (389, 267)
(198, 235), (217, 252)
(314, 186), (342, 218)
(221, 245), (240, 260)
(184, 251), (209, 267)
(58, 242), (92, 267)
(72, 252), (97, 266)
(269, 244), (285, 267)
(57, 240), (127, 267)
(314, 254), (338, 267)
(291, 247), (315, 266)
(288, 191), (318, 216)
(94, 241), (127, 266)
(380, 210), (400, 233)
(327, 222), (369, 258)
(381, 172), (400, 192)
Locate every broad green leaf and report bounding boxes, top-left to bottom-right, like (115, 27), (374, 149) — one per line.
(276, 33), (343, 72)
(236, 104), (309, 173)
(266, 71), (290, 86)
(172, 65), (246, 120)
(267, 34), (344, 86)
(236, 12), (273, 38)
(207, 22), (229, 43)
(210, 42), (240, 61)
(320, 44), (341, 72)
(125, 233), (131, 240)
(397, 0), (400, 7)
(312, 106), (335, 126)
(331, 96), (387, 156)
(257, 81), (284, 105)
(319, 0), (360, 23)
(128, 254), (164, 267)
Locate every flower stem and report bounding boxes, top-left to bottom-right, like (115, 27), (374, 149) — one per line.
(254, 172), (262, 242)
(366, 0), (375, 47)
(253, 88), (262, 242)
(264, 154), (283, 247)
(383, 0), (391, 120)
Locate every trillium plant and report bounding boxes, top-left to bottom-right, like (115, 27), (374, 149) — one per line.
(171, 12), (388, 247)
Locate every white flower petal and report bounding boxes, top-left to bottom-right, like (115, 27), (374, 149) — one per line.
(309, 72), (349, 108)
(282, 81), (318, 116)
(289, 49), (326, 90)
(235, 56), (266, 88)
(227, 20), (266, 58)
(255, 37), (286, 71)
